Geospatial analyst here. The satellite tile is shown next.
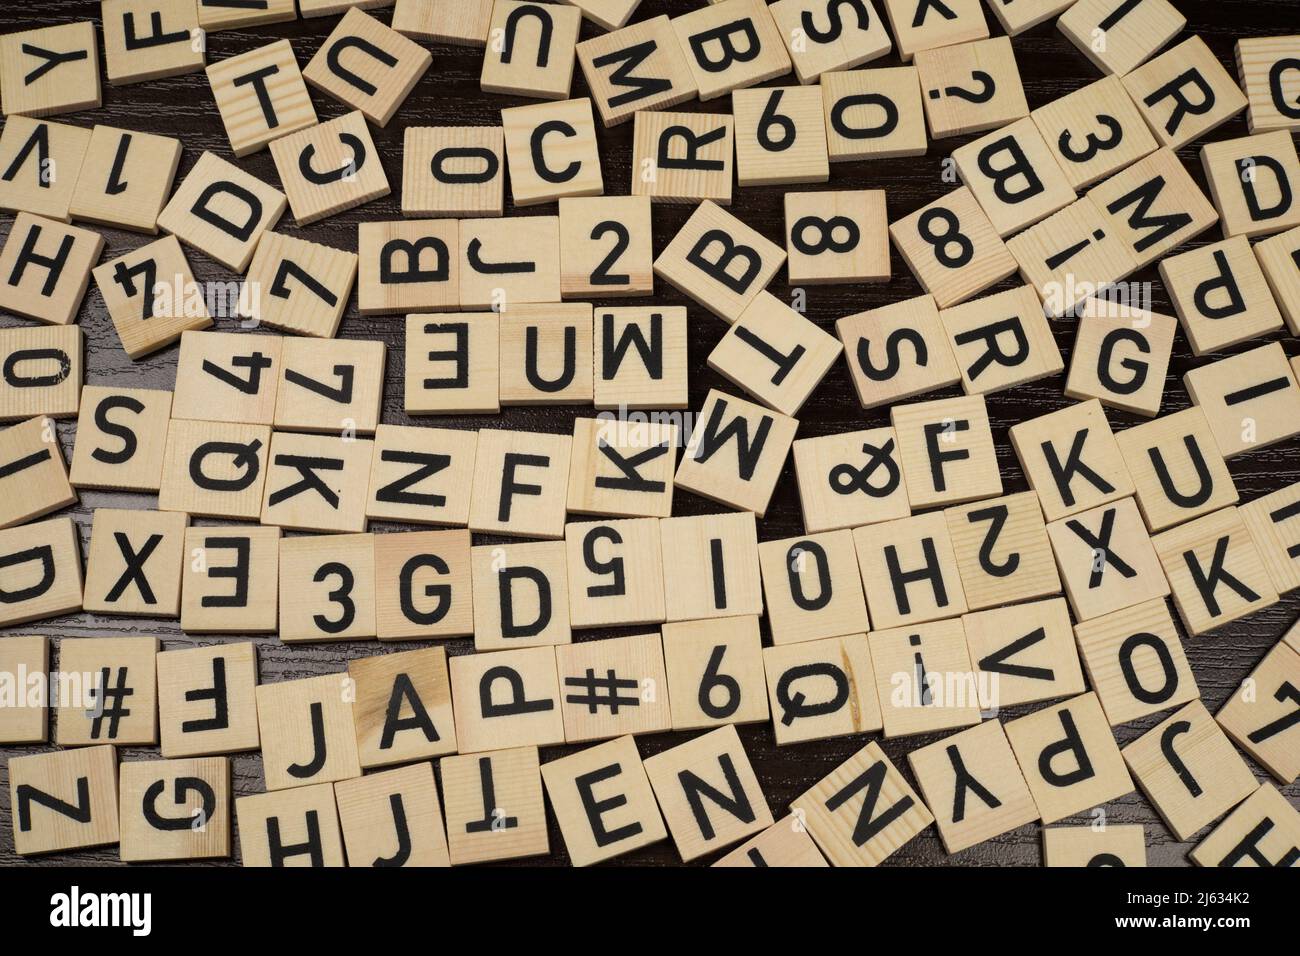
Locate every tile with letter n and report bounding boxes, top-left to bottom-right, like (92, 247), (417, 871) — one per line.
(1190, 783), (1300, 867)
(449, 645), (565, 753)
(870, 618), (982, 738)
(441, 746), (549, 865)
(83, 508), (186, 618)
(763, 633), (881, 746)
(1056, 0), (1183, 77)
(0, 416), (76, 529)
(358, 220), (459, 315)
(157, 641), (260, 758)
(198, 0), (295, 31)
(274, 338), (385, 435)
(963, 598), (1085, 708)
(1240, 480), (1300, 595)
(821, 66), (927, 162)
(785, 190), (889, 285)
(349, 647), (457, 768)
(171, 330), (282, 425)
(8, 746), (118, 856)
(939, 284), (1063, 396)
(1004, 692), (1134, 824)
(654, 201), (785, 323)
(458, 215), (561, 309)
(1030, 75), (1157, 191)
(1041, 825), (1146, 867)
(853, 510), (967, 630)
(1046, 497), (1169, 622)
(94, 236), (213, 361)
(1063, 303), (1177, 418)
(1159, 236), (1285, 356)
(1183, 342), (1300, 458)
(0, 635), (47, 743)
(402, 126), (505, 218)
(471, 539), (571, 651)
(498, 302), (594, 406)
(576, 15), (698, 128)
(70, 125), (183, 234)
(480, 0), (582, 100)
(643, 724), (773, 861)
(303, 8), (431, 127)
(791, 740), (933, 867)
(944, 491), (1060, 611)
(769, 0), (891, 83)
(235, 783), (345, 868)
(1073, 597), (1197, 725)
(567, 417), (677, 519)
(179, 525), (280, 634)
(0, 116), (89, 223)
(1123, 36), (1246, 151)
(835, 294), (960, 410)
(890, 187), (1017, 309)
(671, 0), (791, 102)
(335, 761), (450, 868)
(374, 528), (473, 641)
(880, 0), (986, 61)
(759, 529), (870, 645)
(279, 533), (377, 643)
(242, 232), (357, 338)
(0, 21), (100, 118)
(1123, 700), (1259, 841)
(890, 393), (1001, 509)
(102, 0), (204, 86)
(206, 40), (317, 158)
(502, 98), (603, 207)
(663, 615), (768, 732)
(542, 735), (667, 867)
(0, 213), (102, 327)
(158, 419), (271, 520)
(714, 816), (828, 867)
(404, 312), (500, 415)
(631, 110), (734, 206)
(559, 196), (653, 298)
(1201, 130), (1300, 240)
(915, 37), (1027, 140)
(119, 757), (231, 862)
(793, 426), (911, 534)
(658, 511), (763, 623)
(1236, 35), (1300, 134)
(952, 117), (1077, 238)
(467, 428), (572, 538)
(1010, 399), (1134, 523)
(56, 636), (159, 747)
(593, 306), (689, 410)
(1216, 641), (1300, 785)
(555, 632), (671, 742)
(1254, 224), (1300, 335)
(366, 423), (477, 527)
(733, 86), (829, 187)
(260, 431), (373, 533)
(565, 517), (666, 628)
(256, 673), (361, 792)
(0, 516), (82, 627)
(270, 112), (391, 226)
(675, 389), (798, 518)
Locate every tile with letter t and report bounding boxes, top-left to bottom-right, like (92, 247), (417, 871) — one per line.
(567, 417), (677, 519)
(1057, 0), (1183, 77)
(963, 598), (1086, 708)
(853, 510), (968, 630)
(498, 302), (594, 406)
(0, 21), (100, 118)
(102, 0), (204, 86)
(179, 525), (280, 634)
(1190, 783), (1300, 867)
(870, 617), (982, 738)
(576, 15), (697, 128)
(1217, 641), (1300, 785)
(255, 673), (361, 792)
(791, 740), (933, 867)
(349, 647), (457, 769)
(1046, 497), (1169, 622)
(675, 389), (798, 518)
(1042, 825), (1146, 867)
(759, 529), (870, 645)
(1236, 35), (1300, 134)
(366, 424), (476, 527)
(1064, 303), (1177, 418)
(559, 196), (653, 298)
(69, 125), (183, 233)
(593, 306), (689, 411)
(260, 431), (373, 533)
(241, 232), (358, 338)
(303, 8), (431, 127)
(0, 416), (76, 530)
(157, 642), (260, 758)
(373, 529), (473, 641)
(714, 817), (828, 867)
(404, 313), (500, 415)
(8, 746), (118, 856)
(206, 40), (317, 158)
(449, 645), (564, 753)
(733, 86), (829, 187)
(643, 724), (773, 861)
(663, 615), (769, 732)
(1240, 480), (1300, 595)
(171, 331), (282, 425)
(542, 735), (667, 867)
(1030, 75), (1157, 191)
(1122, 37), (1246, 151)
(441, 746), (549, 865)
(835, 294), (961, 410)
(1183, 342), (1300, 458)
(769, 0), (891, 83)
(890, 187), (1017, 309)
(468, 428), (572, 539)
(793, 426), (911, 534)
(939, 284), (1063, 396)
(502, 98), (603, 207)
(1159, 236), (1285, 356)
(275, 338), (385, 435)
(198, 0), (295, 31)
(670, 0), (791, 102)
(880, 0), (987, 61)
(158, 419), (271, 520)
(1073, 598), (1198, 725)
(56, 636), (159, 747)
(335, 762), (450, 868)
(1201, 130), (1300, 240)
(119, 757), (231, 862)
(458, 216), (561, 309)
(821, 66), (928, 162)
(945, 491), (1061, 611)
(1123, 700), (1258, 841)
(890, 393), (1001, 509)
(236, 783), (345, 868)
(480, 0), (582, 99)
(0, 213), (103, 326)
(630, 110), (734, 205)
(1254, 225), (1300, 335)
(658, 511), (764, 623)
(565, 517), (666, 629)
(0, 116), (89, 223)
(278, 533), (377, 643)
(83, 508), (186, 618)
(471, 539), (571, 651)
(270, 112), (391, 226)
(0, 636), (48, 743)
(358, 220), (459, 315)
(915, 37), (1027, 140)
(94, 236), (213, 360)
(1004, 692), (1134, 824)
(952, 117), (1077, 238)
(555, 632), (671, 743)
(0, 516), (83, 627)
(763, 633), (881, 746)
(402, 126), (505, 218)
(785, 190), (889, 285)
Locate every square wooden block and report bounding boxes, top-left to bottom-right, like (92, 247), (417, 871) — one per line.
(304, 8), (431, 127)
(821, 66), (927, 161)
(471, 539), (570, 651)
(256, 673), (361, 791)
(1254, 224), (1300, 334)
(159, 419), (271, 520)
(870, 617), (982, 738)
(441, 746), (548, 864)
(733, 86), (829, 187)
(1237, 35), (1300, 133)
(0, 516), (83, 627)
(593, 306), (689, 410)
(95, 236), (213, 360)
(785, 190), (889, 285)
(8, 746), (117, 856)
(769, 0), (891, 82)
(0, 416), (76, 529)
(366, 423), (477, 526)
(0, 22), (100, 118)
(358, 219), (458, 315)
(179, 525), (280, 634)
(714, 816), (829, 866)
(880, 0), (986, 60)
(0, 116), (89, 223)
(83, 508), (186, 618)
(939, 284), (1063, 396)
(1046, 497), (1169, 621)
(172, 331), (282, 425)
(271, 112), (390, 226)
(963, 597), (1085, 708)
(207, 40), (317, 158)
(1217, 641), (1300, 784)
(986, 0), (1074, 35)
(480, 0), (582, 99)
(1160, 236), (1285, 356)
(402, 126), (505, 218)
(854, 510), (969, 629)
(555, 632), (671, 742)
(119, 756), (231, 862)
(915, 37), (1027, 140)
(835, 294), (961, 409)
(1123, 37), (1247, 151)
(565, 517), (666, 628)
(279, 533), (376, 643)
(243, 232), (358, 338)
(468, 428), (572, 538)
(1042, 824), (1146, 866)
(1201, 130), (1300, 239)
(671, 0), (791, 101)
(567, 417), (677, 519)
(1064, 304), (1177, 417)
(764, 633), (881, 745)
(630, 110), (734, 205)
(450, 646), (565, 753)
(349, 647), (456, 768)
(1183, 342), (1300, 458)
(102, 0), (204, 86)
(56, 636), (159, 747)
(502, 98), (603, 206)
(335, 761), (450, 867)
(0, 635), (48, 743)
(759, 529), (870, 645)
(458, 215), (561, 309)
(1030, 74), (1157, 190)
(404, 312), (499, 415)
(372, 529), (472, 642)
(235, 783), (344, 867)
(566, 0), (640, 31)
(275, 338), (384, 434)
(659, 511), (763, 622)
(1240, 480), (1300, 595)
(890, 187), (1017, 309)
(559, 196), (653, 298)
(70, 125), (182, 233)
(157, 641), (260, 758)
(663, 615), (768, 731)
(198, 0), (295, 31)
(953, 117), (1077, 238)
(945, 490), (1061, 611)
(299, 0), (396, 16)
(793, 427), (911, 534)
(1190, 782), (1300, 867)
(577, 15), (697, 128)
(498, 302), (594, 406)
(1010, 399), (1134, 523)
(1057, 0), (1183, 77)
(0, 212), (103, 326)
(260, 431), (373, 533)
(890, 393), (1001, 508)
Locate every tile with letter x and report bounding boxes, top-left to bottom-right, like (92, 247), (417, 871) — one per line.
(1159, 236), (1285, 356)
(670, 0), (791, 102)
(769, 0), (891, 83)
(560, 196), (653, 298)
(555, 632), (671, 743)
(275, 337), (385, 434)
(890, 187), (1017, 309)
(279, 534), (377, 643)
(502, 98), (603, 207)
(0, 116), (89, 222)
(303, 8), (431, 127)
(1009, 399), (1134, 523)
(1201, 130), (1300, 240)
(0, 416), (76, 530)
(733, 86), (829, 187)
(480, 0), (582, 99)
(576, 15), (697, 128)
(102, 0), (205, 86)
(373, 529), (473, 641)
(631, 110), (734, 205)
(70, 125), (183, 233)
(56, 636), (159, 747)
(235, 783), (344, 868)
(358, 219), (459, 315)
(242, 232), (358, 338)
(0, 21), (101, 118)
(449, 645), (565, 754)
(915, 37), (1026, 140)
(1217, 641), (1300, 784)
(714, 817), (828, 867)
(1057, 0), (1183, 76)
(659, 511), (764, 623)
(271, 111), (390, 226)
(1190, 783), (1300, 867)
(1046, 497), (1169, 622)
(870, 618), (982, 738)
(404, 312), (499, 415)
(207, 40), (316, 157)
(1030, 75), (1157, 191)
(1240, 480), (1300, 595)
(335, 762), (451, 868)
(786, 190), (890, 285)
(366, 424), (477, 527)
(260, 431), (373, 533)
(256, 673), (361, 792)
(821, 66), (928, 162)
(1236, 35), (1300, 133)
(1042, 825), (1146, 867)
(880, 0), (987, 61)
(594, 306), (689, 411)
(158, 419), (271, 520)
(1063, 304), (1177, 418)
(172, 331), (282, 424)
(763, 633), (881, 746)
(1183, 342), (1300, 458)
(458, 215), (561, 309)
(793, 426), (911, 534)
(1123, 36), (1246, 151)
(0, 516), (83, 627)
(179, 525), (280, 634)
(498, 302), (594, 406)
(939, 285), (1063, 396)
(565, 517), (666, 628)
(0, 635), (47, 743)
(349, 646), (457, 769)
(963, 598), (1086, 708)
(470, 539), (572, 651)
(0, 212), (103, 326)
(663, 615), (768, 732)
(402, 126), (505, 218)
(945, 491), (1061, 611)
(643, 724), (773, 862)
(854, 510), (968, 630)
(441, 746), (548, 865)
(94, 236), (213, 360)
(759, 529), (870, 645)
(119, 756), (231, 862)
(791, 740), (933, 867)
(890, 393), (1001, 509)
(8, 746), (118, 856)
(157, 641), (260, 758)
(835, 295), (961, 410)
(567, 417), (677, 519)
(467, 428), (572, 538)
(83, 508), (187, 618)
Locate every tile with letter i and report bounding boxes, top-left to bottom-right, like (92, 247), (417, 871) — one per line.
(1236, 35), (1300, 134)
(658, 512), (764, 623)
(915, 37), (1027, 139)
(255, 673), (361, 792)
(1159, 236), (1285, 356)
(1030, 75), (1157, 191)
(835, 294), (961, 410)
(554, 632), (672, 743)
(467, 428), (572, 538)
(1183, 342), (1300, 458)
(713, 816), (828, 867)
(963, 598), (1086, 708)
(939, 284), (1064, 396)
(0, 636), (48, 744)
(373, 529), (473, 641)
(8, 746), (119, 856)
(480, 0), (582, 100)
(119, 757), (231, 862)
(763, 633), (881, 745)
(348, 646), (457, 768)
(1122, 36), (1247, 151)
(880, 0), (987, 61)
(1240, 480), (1300, 596)
(102, 0), (205, 86)
(270, 112), (391, 226)
(670, 0), (792, 102)
(498, 302), (594, 406)
(733, 86), (829, 187)
(69, 125), (183, 233)
(470, 539), (571, 651)
(449, 646), (565, 753)
(1201, 130), (1300, 240)
(951, 116), (1077, 238)
(567, 417), (677, 519)
(1253, 224), (1300, 334)
(889, 393), (1001, 509)
(593, 306), (689, 411)
(235, 783), (345, 868)
(0, 22), (101, 118)
(559, 196), (654, 298)
(93, 236), (213, 360)
(821, 66), (928, 161)
(335, 762), (451, 868)
(1216, 641), (1300, 785)
(441, 746), (549, 865)
(944, 491), (1061, 611)
(274, 337), (385, 435)
(206, 40), (317, 158)
(0, 213), (103, 327)
(852, 510), (968, 630)
(156, 642), (260, 758)
(1063, 302), (1177, 418)
(759, 529), (871, 645)
(793, 427), (911, 534)
(0, 517), (82, 627)
(1045, 497), (1169, 622)
(0, 325), (83, 422)
(785, 190), (889, 285)
(1056, 0), (1184, 77)
(576, 15), (698, 128)
(870, 618), (982, 738)
(259, 431), (374, 534)
(663, 615), (769, 731)
(1190, 783), (1300, 867)
(0, 416), (76, 530)
(402, 126), (505, 218)
(55, 637), (159, 747)
(565, 517), (666, 628)
(278, 533), (377, 643)
(303, 8), (432, 127)
(501, 98), (604, 207)
(890, 187), (1017, 309)
(630, 110), (734, 205)
(458, 215), (561, 309)
(179, 526), (280, 634)
(768, 0), (891, 83)
(366, 424), (477, 528)
(82, 508), (186, 618)
(1042, 825), (1146, 867)
(0, 117), (90, 223)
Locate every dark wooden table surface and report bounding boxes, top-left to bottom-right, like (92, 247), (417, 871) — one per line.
(1, 0), (1297, 867)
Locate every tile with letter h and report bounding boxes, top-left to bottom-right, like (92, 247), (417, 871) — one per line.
(0, 212), (103, 327)
(853, 510), (968, 630)
(235, 783), (345, 867)
(1190, 783), (1300, 868)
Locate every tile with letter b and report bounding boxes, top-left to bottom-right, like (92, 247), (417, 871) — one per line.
(498, 302), (594, 406)
(952, 116), (1077, 238)
(171, 330), (282, 425)
(441, 746), (548, 864)
(890, 393), (1001, 509)
(502, 98), (603, 207)
(670, 0), (791, 102)
(1159, 236), (1285, 356)
(449, 646), (565, 754)
(260, 431), (373, 533)
(303, 8), (432, 127)
(0, 212), (103, 327)
(373, 529), (473, 641)
(764, 633), (881, 745)
(8, 746), (118, 856)
(0, 22), (100, 118)
(821, 66), (927, 162)
(1201, 130), (1300, 240)
(119, 757), (231, 862)
(1240, 481), (1300, 595)
(785, 189), (889, 285)
(458, 215), (561, 309)
(255, 673), (361, 792)
(1123, 36), (1246, 151)
(870, 618), (982, 738)
(274, 337), (385, 435)
(1063, 304), (1176, 417)
(1057, 0), (1183, 77)
(206, 40), (317, 158)
(404, 313), (500, 415)
(576, 15), (697, 128)
(366, 423), (477, 527)
(1253, 224), (1300, 335)
(1030, 75), (1157, 191)
(560, 196), (653, 298)
(1190, 783), (1300, 867)
(593, 306), (689, 410)
(630, 110), (733, 205)
(55, 636), (159, 747)
(759, 529), (870, 645)
(358, 219), (459, 315)
(157, 641), (260, 758)
(349, 647), (457, 769)
(0, 635), (48, 743)
(658, 511), (763, 623)
(1046, 497), (1169, 622)
(939, 285), (1063, 396)
(793, 427), (911, 534)
(69, 125), (183, 233)
(0, 416), (76, 530)
(565, 517), (666, 629)
(235, 783), (344, 868)
(159, 419), (271, 520)
(242, 232), (357, 338)
(880, 0), (987, 61)
(853, 510), (968, 630)
(713, 816), (828, 867)
(471, 539), (571, 651)
(0, 116), (89, 223)
(835, 294), (961, 410)
(480, 0), (582, 100)
(1042, 825), (1146, 866)
(270, 112), (391, 226)
(1009, 399), (1134, 523)
(1216, 641), (1300, 785)
(769, 0), (891, 83)
(82, 508), (186, 618)
(733, 86), (829, 187)
(555, 632), (671, 743)
(1236, 35), (1300, 134)
(567, 417), (677, 519)
(915, 37), (1026, 140)
(0, 516), (82, 627)
(179, 525), (280, 634)
(335, 762), (450, 868)
(963, 598), (1085, 708)
(401, 126), (505, 218)
(102, 0), (204, 86)
(890, 187), (1017, 309)
(93, 236), (213, 360)
(279, 533), (377, 643)
(1183, 342), (1300, 458)
(944, 491), (1060, 611)
(467, 428), (572, 539)
(663, 616), (768, 732)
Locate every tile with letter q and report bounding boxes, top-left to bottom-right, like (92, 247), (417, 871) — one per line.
(764, 632), (881, 746)
(335, 761), (451, 868)
(480, 0), (582, 100)
(8, 745), (118, 857)
(576, 15), (697, 128)
(255, 672), (362, 792)
(348, 646), (457, 769)
(470, 539), (571, 651)
(0, 415), (76, 530)
(0, 516), (83, 628)
(663, 615), (769, 732)
(658, 511), (764, 623)
(235, 782), (345, 868)
(156, 641), (260, 758)
(441, 745), (549, 865)
(118, 756), (231, 862)
(55, 636), (159, 748)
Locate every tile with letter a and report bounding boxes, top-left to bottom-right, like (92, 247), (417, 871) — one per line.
(1159, 235), (1285, 356)
(119, 757), (231, 862)
(675, 388), (798, 518)
(158, 419), (271, 520)
(890, 393), (1001, 509)
(1057, 0), (1183, 77)
(56, 636), (159, 747)
(0, 516), (82, 627)
(733, 86), (829, 187)
(793, 426), (911, 534)
(1123, 700), (1259, 841)
(502, 98), (604, 207)
(1183, 342), (1300, 458)
(1042, 825), (1146, 867)
(671, 0), (791, 102)
(1004, 692), (1134, 823)
(764, 633), (881, 746)
(915, 37), (1027, 140)
(156, 151), (287, 273)
(0, 325), (82, 422)
(373, 529), (473, 641)
(555, 632), (671, 742)
(335, 761), (450, 867)
(366, 423), (477, 527)
(659, 511), (763, 622)
(542, 735), (667, 866)
(303, 8), (432, 127)
(93, 235), (213, 360)
(69, 125), (183, 234)
(663, 615), (768, 731)
(939, 285), (1063, 396)
(1237, 35), (1300, 134)
(471, 539), (571, 651)
(631, 110), (734, 206)
(769, 0), (891, 83)
(8, 746), (118, 856)
(853, 510), (968, 630)
(577, 15), (699, 128)
(255, 673), (361, 792)
(235, 783), (345, 868)
(206, 40), (317, 158)
(467, 428), (572, 538)
(0, 116), (89, 223)
(1046, 497), (1169, 622)
(498, 302), (594, 406)
(759, 529), (870, 645)
(83, 508), (186, 618)
(1073, 597), (1198, 725)
(1030, 75), (1157, 191)
(1010, 399), (1134, 523)
(179, 525), (280, 634)
(0, 635), (47, 743)
(785, 189), (889, 285)
(102, 0), (205, 86)
(880, 0), (986, 61)
(1064, 303), (1176, 418)
(791, 740), (933, 867)
(0, 416), (75, 530)
(1241, 481), (1300, 595)
(0, 22), (100, 118)
(963, 598), (1085, 708)
(1123, 36), (1247, 151)
(952, 116), (1077, 238)
(279, 533), (377, 643)
(1217, 641), (1300, 785)
(198, 0), (296, 31)
(821, 66), (928, 162)
(0, 212), (102, 327)
(944, 491), (1061, 611)
(870, 618), (982, 738)
(275, 337), (385, 434)
(714, 816), (828, 867)
(172, 330), (282, 425)
(358, 220), (459, 315)
(593, 306), (689, 410)
(565, 517), (666, 628)
(480, 0), (582, 100)
(1254, 225), (1300, 335)
(567, 417), (677, 519)
(270, 112), (391, 226)
(441, 746), (549, 865)
(1201, 131), (1300, 240)
(458, 215), (561, 309)
(404, 312), (499, 416)
(643, 724), (773, 861)
(349, 646), (457, 768)
(157, 641), (260, 758)
(260, 431), (373, 533)
(1190, 783), (1300, 867)
(559, 196), (653, 298)
(402, 125), (505, 218)
(835, 294), (961, 410)
(449, 645), (564, 753)
(890, 187), (1017, 309)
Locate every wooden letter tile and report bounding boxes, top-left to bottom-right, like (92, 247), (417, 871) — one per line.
(1010, 399), (1134, 522)
(498, 302), (594, 406)
(157, 641), (260, 757)
(93, 236), (213, 360)
(119, 756), (230, 862)
(1046, 497), (1169, 621)
(1236, 35), (1300, 134)
(631, 110), (734, 205)
(279, 533), (377, 643)
(179, 525), (280, 633)
(102, 0), (204, 86)
(235, 783), (344, 867)
(1123, 36), (1247, 151)
(945, 490), (1061, 610)
(576, 15), (698, 128)
(303, 8), (432, 127)
(963, 598), (1086, 708)
(1190, 783), (1300, 867)
(759, 529), (870, 644)
(1240, 480), (1300, 595)
(335, 762), (451, 867)
(172, 330), (282, 425)
(358, 219), (459, 315)
(0, 635), (48, 743)
(0, 516), (83, 627)
(915, 37), (1027, 140)
(1160, 236), (1285, 355)
(1057, 0), (1183, 77)
(70, 125), (183, 233)
(371, 529), (472, 642)
(821, 66), (927, 161)
(890, 393), (1001, 508)
(953, 117), (1077, 237)
(764, 632), (880, 745)
(870, 617), (982, 737)
(366, 423), (477, 527)
(785, 189), (889, 285)
(349, 647), (456, 768)
(1042, 824), (1146, 866)
(890, 187), (1017, 308)
(0, 326), (82, 422)
(658, 511), (763, 622)
(0, 117), (90, 224)
(554, 632), (671, 742)
(853, 510), (968, 630)
(83, 508), (186, 618)
(835, 294), (960, 409)
(769, 0), (891, 83)
(0, 213), (103, 326)
(1201, 130), (1300, 240)
(270, 112), (391, 226)
(207, 40), (317, 158)
(1063, 304), (1177, 417)
(565, 517), (666, 628)
(502, 98), (603, 206)
(404, 312), (499, 415)
(8, 746), (118, 856)
(1253, 224), (1300, 334)
(159, 419), (271, 520)
(1216, 641), (1300, 784)
(260, 431), (373, 533)
(567, 417), (677, 519)
(480, 0), (582, 100)
(56, 636), (158, 747)
(471, 539), (571, 651)
(663, 615), (768, 731)
(0, 22), (101, 118)
(256, 673), (361, 791)
(715, 816), (827, 867)
(449, 646), (565, 753)
(467, 428), (572, 538)
(940, 284), (1063, 396)
(458, 215), (561, 309)
(0, 416), (76, 529)
(793, 426), (911, 534)
(733, 85), (829, 187)
(402, 126), (505, 218)
(198, 0), (295, 31)
(593, 306), (689, 409)
(880, 0), (986, 61)
(441, 746), (548, 864)
(671, 0), (791, 101)
(1183, 342), (1300, 458)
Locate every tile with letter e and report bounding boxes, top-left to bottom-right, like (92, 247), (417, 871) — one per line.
(0, 635), (47, 743)
(952, 117), (1077, 238)
(1183, 342), (1300, 458)
(1123, 36), (1246, 151)
(1030, 75), (1157, 191)
(560, 196), (653, 298)
(157, 641), (260, 758)
(1159, 236), (1284, 356)
(349, 647), (457, 768)
(663, 615), (768, 731)
(83, 508), (186, 618)
(56, 636), (159, 747)
(366, 423), (477, 527)
(890, 187), (1017, 309)
(759, 529), (870, 645)
(198, 0), (295, 31)
(275, 338), (385, 434)
(172, 330), (282, 425)
(565, 517), (666, 628)
(94, 236), (213, 360)
(576, 15), (697, 128)
(0, 21), (100, 118)
(480, 0), (582, 99)
(890, 393), (1001, 509)
(449, 645), (564, 753)
(243, 232), (357, 337)
(0, 516), (82, 627)
(567, 417), (677, 519)
(373, 529), (473, 640)
(441, 746), (548, 864)
(1190, 783), (1300, 867)
(880, 0), (987, 61)
(0, 116), (89, 223)
(764, 633), (881, 745)
(303, 8), (431, 127)
(256, 673), (361, 792)
(0, 213), (102, 327)
(939, 284), (1063, 396)
(260, 431), (373, 533)
(1010, 399), (1134, 523)
(498, 302), (594, 406)
(1042, 825), (1146, 867)
(963, 598), (1085, 708)
(358, 219), (459, 315)
(791, 740), (932, 867)
(630, 110), (734, 205)
(0, 416), (76, 529)
(158, 419), (270, 520)
(785, 189), (889, 285)
(271, 112), (390, 226)
(1236, 35), (1300, 134)
(659, 511), (763, 623)
(404, 312), (499, 415)
(870, 617), (982, 738)
(555, 632), (671, 742)
(335, 762), (450, 868)
(643, 724), (773, 861)
(468, 428), (572, 538)
(835, 294), (961, 410)
(593, 306), (689, 410)
(102, 0), (204, 86)
(671, 0), (791, 102)
(733, 86), (829, 187)
(714, 817), (828, 867)
(179, 525), (280, 634)
(502, 98), (603, 207)
(279, 533), (377, 643)
(1064, 303), (1176, 417)
(915, 37), (1027, 140)
(1057, 0), (1183, 77)
(1216, 641), (1300, 785)
(69, 125), (183, 233)
(945, 491), (1060, 611)
(8, 746), (118, 856)
(1046, 497), (1169, 621)
(235, 783), (344, 868)
(854, 510), (968, 630)
(769, 0), (891, 83)
(1240, 481), (1300, 595)
(471, 539), (571, 651)
(206, 40), (317, 158)
(821, 66), (927, 162)
(1254, 224), (1300, 335)
(402, 126), (505, 218)
(1201, 130), (1300, 240)
(119, 757), (230, 862)
(458, 215), (561, 309)
(793, 426), (911, 534)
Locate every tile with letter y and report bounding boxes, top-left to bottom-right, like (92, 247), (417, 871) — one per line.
(255, 673), (361, 792)
(442, 746), (549, 865)
(335, 762), (451, 868)
(1216, 641), (1300, 785)
(0, 22), (101, 118)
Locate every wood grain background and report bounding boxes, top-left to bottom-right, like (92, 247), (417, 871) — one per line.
(1, 0), (1297, 867)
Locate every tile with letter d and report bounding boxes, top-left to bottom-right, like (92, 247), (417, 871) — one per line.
(0, 516), (83, 627)
(1201, 130), (1300, 240)
(470, 539), (571, 651)
(853, 510), (968, 630)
